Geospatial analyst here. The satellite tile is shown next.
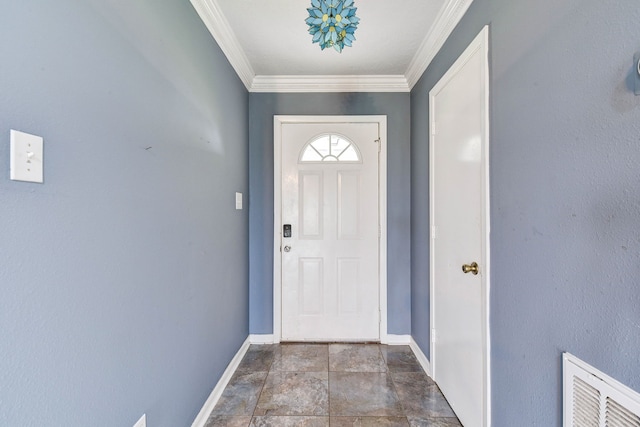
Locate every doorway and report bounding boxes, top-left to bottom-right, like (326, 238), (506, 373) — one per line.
(429, 26), (491, 427)
(273, 116), (387, 342)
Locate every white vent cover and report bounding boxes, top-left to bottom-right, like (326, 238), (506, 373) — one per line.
(564, 353), (640, 427)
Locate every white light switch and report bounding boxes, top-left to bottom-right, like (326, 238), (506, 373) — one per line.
(10, 130), (43, 183)
(133, 414), (146, 427)
(235, 192), (243, 210)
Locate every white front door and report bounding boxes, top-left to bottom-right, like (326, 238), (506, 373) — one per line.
(430, 27), (490, 427)
(279, 121), (380, 341)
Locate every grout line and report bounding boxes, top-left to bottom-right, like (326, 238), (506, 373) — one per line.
(327, 344), (331, 427)
(384, 345), (408, 420)
(327, 343), (331, 421)
(250, 345), (275, 420)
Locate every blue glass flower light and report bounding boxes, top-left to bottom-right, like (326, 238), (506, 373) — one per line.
(305, 0), (359, 53)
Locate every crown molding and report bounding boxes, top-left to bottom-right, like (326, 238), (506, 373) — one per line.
(190, 0), (255, 90)
(405, 0), (474, 89)
(250, 75), (410, 93)
(191, 0), (472, 93)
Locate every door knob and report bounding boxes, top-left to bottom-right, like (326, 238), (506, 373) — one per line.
(284, 246), (291, 252)
(462, 262), (479, 275)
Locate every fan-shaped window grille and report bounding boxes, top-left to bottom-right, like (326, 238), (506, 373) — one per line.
(299, 134), (361, 163)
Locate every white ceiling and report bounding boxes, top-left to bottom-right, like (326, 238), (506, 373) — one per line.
(216, 0), (443, 76)
(190, 0), (474, 92)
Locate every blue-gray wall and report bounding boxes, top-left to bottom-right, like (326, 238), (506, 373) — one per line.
(0, 1), (249, 426)
(411, 0), (640, 425)
(249, 93), (411, 335)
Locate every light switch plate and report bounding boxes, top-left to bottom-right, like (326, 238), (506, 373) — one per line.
(133, 414), (146, 427)
(235, 192), (243, 210)
(635, 53), (640, 96)
(10, 130), (43, 183)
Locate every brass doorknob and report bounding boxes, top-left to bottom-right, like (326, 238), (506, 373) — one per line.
(462, 262), (479, 275)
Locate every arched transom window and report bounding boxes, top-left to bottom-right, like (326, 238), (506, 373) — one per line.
(299, 134), (362, 163)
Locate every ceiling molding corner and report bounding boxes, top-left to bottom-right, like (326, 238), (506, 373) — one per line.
(190, 0), (255, 90)
(250, 75), (410, 93)
(405, 0), (475, 89)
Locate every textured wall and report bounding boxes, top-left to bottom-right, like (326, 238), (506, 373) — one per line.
(411, 0), (640, 425)
(249, 93), (411, 335)
(0, 1), (249, 426)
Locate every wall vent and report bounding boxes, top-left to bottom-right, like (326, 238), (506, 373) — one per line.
(564, 353), (640, 427)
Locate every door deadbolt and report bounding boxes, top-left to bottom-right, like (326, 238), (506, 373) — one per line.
(283, 246), (291, 252)
(462, 262), (479, 275)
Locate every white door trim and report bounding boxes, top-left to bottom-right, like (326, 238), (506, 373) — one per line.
(429, 26), (491, 426)
(273, 115), (388, 343)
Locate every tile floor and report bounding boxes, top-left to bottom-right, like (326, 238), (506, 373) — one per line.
(204, 343), (462, 427)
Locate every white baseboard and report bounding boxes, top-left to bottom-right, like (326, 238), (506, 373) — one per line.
(191, 336), (251, 427)
(249, 334), (276, 344)
(383, 334), (412, 345)
(410, 336), (432, 377)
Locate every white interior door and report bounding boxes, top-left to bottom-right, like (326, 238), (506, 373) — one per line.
(430, 27), (490, 427)
(279, 121), (380, 341)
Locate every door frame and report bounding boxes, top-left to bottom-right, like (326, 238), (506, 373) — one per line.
(273, 115), (388, 343)
(429, 26), (491, 426)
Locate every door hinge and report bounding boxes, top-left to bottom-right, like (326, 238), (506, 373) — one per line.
(375, 138), (381, 153)
(431, 328), (436, 343)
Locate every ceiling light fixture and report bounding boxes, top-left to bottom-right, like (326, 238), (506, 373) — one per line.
(306, 0), (359, 53)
